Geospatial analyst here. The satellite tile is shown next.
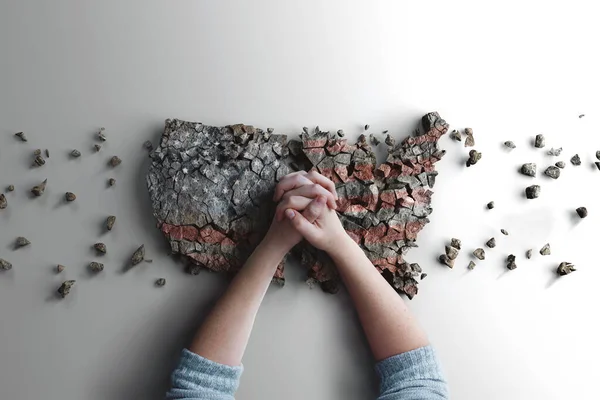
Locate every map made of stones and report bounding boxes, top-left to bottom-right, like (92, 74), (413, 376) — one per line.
(146, 113), (449, 298)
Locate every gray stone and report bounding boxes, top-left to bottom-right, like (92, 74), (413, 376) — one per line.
(544, 166), (560, 179)
(571, 154), (581, 166)
(504, 141), (516, 149)
(521, 163), (536, 177)
(540, 243), (551, 256)
(547, 147), (562, 156)
(534, 134), (545, 148)
(473, 248), (485, 260)
(526, 185), (541, 199)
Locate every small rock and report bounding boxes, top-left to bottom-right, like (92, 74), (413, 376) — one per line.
(143, 140), (154, 151)
(14, 132), (27, 142)
(337, 129), (345, 137)
(7, 185), (15, 192)
(108, 156), (122, 167)
(487, 201), (495, 210)
(369, 134), (380, 146)
(473, 248), (485, 260)
(57, 280), (76, 298)
(31, 179), (47, 196)
(71, 149), (81, 158)
(521, 163), (537, 177)
(540, 243), (551, 256)
(302, 127), (309, 134)
(420, 273), (428, 280)
(98, 127), (107, 141)
(555, 161), (565, 169)
(384, 134), (395, 146)
(547, 147), (563, 156)
(33, 155), (45, 167)
(57, 264), (65, 273)
(544, 166), (561, 179)
(45, 149), (50, 158)
(65, 192), (76, 202)
(106, 216), (116, 231)
(467, 261), (476, 270)
(526, 249), (533, 259)
(445, 245), (459, 260)
(364, 124), (370, 130)
(450, 130), (462, 141)
(570, 154), (581, 166)
(438, 254), (454, 268)
(501, 229), (509, 236)
(94, 243), (107, 254)
(525, 185), (541, 199)
(450, 238), (462, 250)
(155, 278), (166, 287)
(0, 258), (12, 270)
(556, 262), (576, 276)
(94, 144), (102, 152)
(0, 194), (6, 209)
(506, 254), (517, 270)
(89, 262), (104, 273)
(466, 149), (482, 167)
(131, 245), (145, 266)
(486, 238), (496, 248)
(596, 151), (600, 161)
(504, 141), (516, 149)
(108, 178), (116, 186)
(534, 134), (545, 148)
(464, 128), (475, 147)
(15, 237), (31, 248)
(595, 162), (600, 171)
(576, 207), (588, 218)
(579, 114), (585, 118)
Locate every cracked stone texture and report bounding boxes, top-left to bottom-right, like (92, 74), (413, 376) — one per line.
(147, 112), (448, 299)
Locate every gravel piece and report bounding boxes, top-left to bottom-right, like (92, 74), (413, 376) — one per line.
(15, 237), (31, 248)
(467, 261), (476, 270)
(547, 147), (563, 156)
(526, 249), (532, 259)
(473, 248), (485, 260)
(556, 262), (576, 276)
(525, 185), (541, 199)
(555, 161), (565, 169)
(438, 254), (454, 268)
(450, 130), (462, 141)
(466, 150), (482, 167)
(506, 254), (517, 270)
(570, 154), (581, 166)
(0, 259), (12, 270)
(89, 262), (104, 273)
(534, 134), (545, 148)
(71, 149), (81, 158)
(65, 192), (76, 202)
(540, 243), (551, 256)
(501, 229), (508, 236)
(521, 163), (536, 177)
(450, 238), (462, 250)
(576, 207), (588, 218)
(504, 141), (516, 149)
(487, 201), (495, 210)
(57, 280), (76, 298)
(486, 238), (496, 248)
(544, 166), (560, 179)
(445, 245), (459, 260)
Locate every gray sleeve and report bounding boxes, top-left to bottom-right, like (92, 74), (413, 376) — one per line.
(165, 349), (243, 400)
(375, 345), (449, 400)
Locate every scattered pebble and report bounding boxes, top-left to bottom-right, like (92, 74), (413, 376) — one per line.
(521, 163), (536, 177)
(578, 114), (585, 118)
(473, 248), (485, 260)
(556, 262), (576, 276)
(596, 151), (600, 161)
(369, 134), (380, 146)
(534, 134), (545, 148)
(384, 134), (395, 147)
(33, 155), (46, 167)
(57, 264), (65, 273)
(57, 280), (76, 298)
(94, 243), (107, 254)
(65, 192), (76, 202)
(540, 243), (551, 256)
(450, 130), (462, 141)
(106, 216), (116, 231)
(445, 245), (459, 260)
(438, 254), (454, 268)
(486, 238), (496, 248)
(155, 278), (166, 287)
(364, 124), (370, 130)
(94, 144), (102, 152)
(506, 254), (517, 270)
(595, 161), (600, 171)
(525, 185), (541, 199)
(0, 259), (12, 270)
(108, 178), (116, 186)
(504, 141), (516, 149)
(526, 249), (533, 259)
(501, 229), (509, 236)
(337, 129), (345, 138)
(109, 156), (122, 167)
(487, 201), (495, 210)
(15, 237), (31, 248)
(450, 238), (462, 250)
(31, 179), (47, 197)
(576, 207), (588, 218)
(98, 127), (107, 142)
(7, 185), (15, 192)
(71, 149), (81, 158)
(544, 166), (561, 179)
(0, 194), (6, 209)
(131, 245), (145, 266)
(34, 149), (42, 156)
(570, 154), (581, 166)
(420, 273), (428, 280)
(45, 149), (50, 158)
(14, 132), (27, 142)
(302, 127), (309, 134)
(143, 140), (153, 151)
(464, 128), (475, 147)
(89, 262), (104, 273)
(466, 149), (482, 167)
(547, 147), (563, 156)
(467, 261), (476, 270)
(555, 161), (565, 169)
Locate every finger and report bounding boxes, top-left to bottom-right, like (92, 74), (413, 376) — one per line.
(273, 172), (310, 201)
(275, 196), (313, 221)
(285, 208), (319, 241)
(306, 170), (338, 200)
(281, 184), (337, 210)
(301, 195), (327, 223)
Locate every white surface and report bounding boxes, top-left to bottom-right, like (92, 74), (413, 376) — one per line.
(1, 1), (599, 399)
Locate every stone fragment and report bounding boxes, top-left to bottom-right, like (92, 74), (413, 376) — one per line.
(89, 262), (104, 273)
(501, 229), (508, 236)
(155, 278), (166, 287)
(364, 124), (370, 130)
(14, 132), (27, 142)
(106, 216), (116, 231)
(525, 185), (541, 199)
(596, 151), (600, 161)
(464, 128), (474, 147)
(57, 264), (65, 273)
(506, 254), (517, 270)
(556, 262), (576, 276)
(108, 178), (116, 186)
(57, 280), (76, 298)
(576, 207), (588, 218)
(94, 243), (107, 254)
(487, 201), (495, 210)
(579, 114), (585, 118)
(473, 248), (485, 260)
(570, 154), (581, 166)
(521, 163), (536, 177)
(555, 161), (565, 169)
(34, 149), (41, 156)
(596, 162), (600, 171)
(547, 147), (562, 156)
(384, 134), (394, 146)
(33, 155), (46, 167)
(369, 134), (380, 146)
(420, 273), (427, 280)
(94, 144), (102, 152)
(526, 249), (532, 259)
(540, 243), (551, 256)
(504, 141), (516, 149)
(71, 149), (81, 158)
(0, 259), (12, 270)
(450, 130), (462, 141)
(534, 134), (545, 148)
(467, 261), (476, 270)
(109, 156), (122, 167)
(15, 237), (30, 248)
(45, 149), (50, 158)
(7, 185), (14, 192)
(0, 194), (6, 209)
(450, 238), (462, 250)
(544, 166), (560, 179)
(131, 245), (145, 266)
(445, 245), (459, 260)
(466, 150), (481, 167)
(439, 254), (454, 268)
(65, 192), (76, 202)
(486, 238), (496, 248)
(31, 179), (47, 196)
(144, 140), (154, 151)
(98, 127), (107, 141)
(337, 129), (345, 137)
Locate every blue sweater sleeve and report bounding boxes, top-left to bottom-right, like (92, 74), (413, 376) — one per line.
(375, 345), (449, 400)
(165, 349), (243, 400)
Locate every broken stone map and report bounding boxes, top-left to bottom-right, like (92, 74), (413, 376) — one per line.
(146, 112), (449, 299)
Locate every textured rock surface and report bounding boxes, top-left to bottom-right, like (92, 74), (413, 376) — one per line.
(147, 113), (448, 298)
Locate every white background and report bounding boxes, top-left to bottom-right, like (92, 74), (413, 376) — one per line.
(1, 1), (599, 399)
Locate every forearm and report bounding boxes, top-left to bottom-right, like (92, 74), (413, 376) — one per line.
(189, 237), (288, 366)
(329, 235), (429, 361)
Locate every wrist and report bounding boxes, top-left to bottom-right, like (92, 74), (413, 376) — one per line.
(260, 231), (295, 259)
(325, 232), (357, 260)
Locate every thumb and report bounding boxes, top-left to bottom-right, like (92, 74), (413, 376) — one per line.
(301, 195), (327, 223)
